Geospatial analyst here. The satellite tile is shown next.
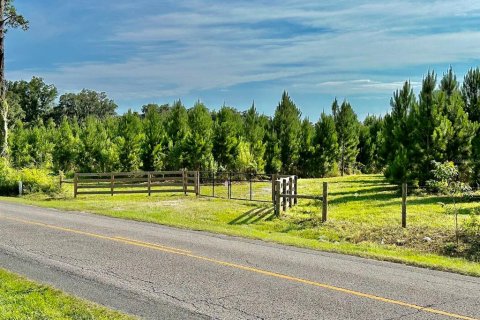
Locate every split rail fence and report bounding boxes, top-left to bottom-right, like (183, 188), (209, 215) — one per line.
(68, 170), (408, 227)
(73, 170), (199, 197)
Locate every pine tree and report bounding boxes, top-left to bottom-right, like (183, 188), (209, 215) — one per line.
(212, 106), (243, 170)
(383, 81), (416, 182)
(298, 118), (315, 177)
(357, 115), (384, 173)
(183, 101), (214, 170)
(118, 110), (144, 171)
(142, 106), (165, 171)
(334, 100), (359, 176)
(165, 100), (189, 169)
(272, 91), (302, 173)
(313, 112), (338, 177)
(462, 67), (480, 122)
(264, 119), (282, 174)
(52, 117), (78, 173)
(243, 103), (266, 172)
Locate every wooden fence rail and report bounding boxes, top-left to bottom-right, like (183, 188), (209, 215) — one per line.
(273, 178), (328, 222)
(73, 170), (198, 197)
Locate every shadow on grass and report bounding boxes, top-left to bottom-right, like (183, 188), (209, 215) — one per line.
(329, 185), (399, 197)
(327, 178), (392, 185)
(229, 207), (275, 225)
(329, 192), (397, 205)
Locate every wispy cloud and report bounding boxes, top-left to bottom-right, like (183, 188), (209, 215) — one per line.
(7, 0), (480, 116)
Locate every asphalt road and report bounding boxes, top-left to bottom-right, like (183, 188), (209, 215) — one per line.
(0, 201), (479, 320)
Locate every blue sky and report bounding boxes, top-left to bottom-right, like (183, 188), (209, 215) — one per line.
(6, 0), (480, 120)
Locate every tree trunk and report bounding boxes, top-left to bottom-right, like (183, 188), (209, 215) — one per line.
(341, 141), (345, 177)
(0, 0), (6, 158)
(0, 103), (7, 156)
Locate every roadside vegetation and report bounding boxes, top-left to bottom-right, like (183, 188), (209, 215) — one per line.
(0, 268), (134, 319)
(3, 174), (479, 277)
(1, 0), (480, 279)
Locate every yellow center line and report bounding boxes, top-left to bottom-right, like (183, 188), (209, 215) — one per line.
(1, 216), (478, 320)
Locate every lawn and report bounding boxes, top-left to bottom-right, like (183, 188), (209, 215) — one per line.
(0, 268), (134, 319)
(2, 174), (480, 277)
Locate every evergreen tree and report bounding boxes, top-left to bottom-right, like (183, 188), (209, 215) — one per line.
(142, 106), (165, 171)
(212, 106), (243, 170)
(313, 112), (338, 177)
(183, 101), (214, 170)
(334, 100), (359, 176)
(117, 110), (144, 171)
(77, 117), (119, 172)
(264, 118), (282, 174)
(165, 100), (189, 169)
(298, 118), (315, 177)
(243, 103), (266, 172)
(357, 115), (383, 173)
(383, 81), (416, 182)
(409, 71), (452, 184)
(52, 117), (78, 173)
(272, 91), (302, 173)
(462, 67), (480, 122)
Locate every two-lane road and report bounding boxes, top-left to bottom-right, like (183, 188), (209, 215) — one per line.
(0, 200), (479, 319)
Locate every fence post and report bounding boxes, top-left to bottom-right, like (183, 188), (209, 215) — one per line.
(294, 175), (298, 205)
(271, 174), (277, 201)
(275, 180), (281, 216)
(228, 172), (231, 199)
(59, 171), (64, 189)
(402, 183), (407, 228)
(183, 169), (187, 195)
(288, 176), (293, 208)
(195, 171), (200, 196)
(18, 181), (23, 196)
(322, 182), (328, 222)
(282, 178), (287, 212)
(74, 173), (78, 198)
(110, 173), (114, 196)
(249, 173), (253, 201)
(148, 172), (151, 196)
(212, 172), (215, 197)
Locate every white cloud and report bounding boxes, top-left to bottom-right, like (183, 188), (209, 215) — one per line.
(8, 0), (480, 108)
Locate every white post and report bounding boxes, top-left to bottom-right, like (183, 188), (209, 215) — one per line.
(18, 181), (23, 196)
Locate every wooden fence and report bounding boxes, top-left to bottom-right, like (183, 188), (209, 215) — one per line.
(73, 170), (199, 197)
(272, 176), (328, 221)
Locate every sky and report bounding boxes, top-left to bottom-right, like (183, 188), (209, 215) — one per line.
(6, 0), (480, 120)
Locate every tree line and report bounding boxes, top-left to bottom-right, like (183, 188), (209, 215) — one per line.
(2, 67), (480, 186)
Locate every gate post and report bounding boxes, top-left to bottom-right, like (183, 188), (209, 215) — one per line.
(288, 176), (293, 208)
(282, 178), (287, 212)
(294, 176), (298, 205)
(275, 180), (281, 216)
(148, 172), (152, 196)
(271, 174), (277, 201)
(402, 183), (407, 228)
(110, 173), (115, 196)
(74, 173), (78, 198)
(322, 182), (328, 222)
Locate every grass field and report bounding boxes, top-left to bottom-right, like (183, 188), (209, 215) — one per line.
(0, 268), (134, 319)
(2, 174), (480, 277)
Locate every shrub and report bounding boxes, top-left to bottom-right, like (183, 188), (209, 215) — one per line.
(0, 158), (19, 195)
(19, 168), (58, 194)
(462, 213), (480, 262)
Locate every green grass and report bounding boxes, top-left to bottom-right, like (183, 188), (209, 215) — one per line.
(2, 174), (480, 277)
(0, 268), (135, 319)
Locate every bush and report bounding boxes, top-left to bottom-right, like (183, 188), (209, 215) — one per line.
(19, 168), (58, 194)
(0, 158), (19, 195)
(462, 213), (480, 262)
